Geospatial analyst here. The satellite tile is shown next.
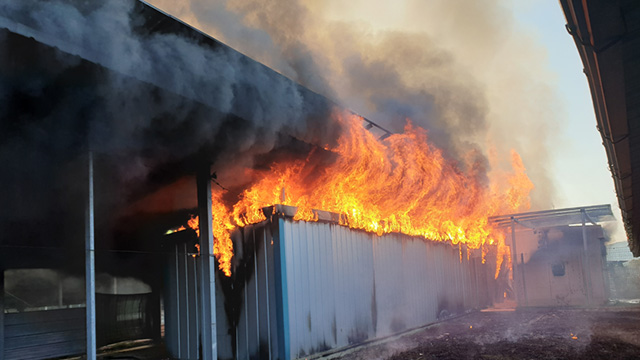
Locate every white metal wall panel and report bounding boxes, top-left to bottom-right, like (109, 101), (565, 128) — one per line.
(219, 214), (495, 360)
(278, 219), (490, 359)
(235, 229), (250, 360)
(204, 222), (280, 360)
(165, 243), (200, 360)
(255, 226), (274, 358)
(403, 238), (429, 328)
(373, 234), (404, 337)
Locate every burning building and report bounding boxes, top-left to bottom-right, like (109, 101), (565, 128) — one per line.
(165, 205), (495, 359)
(1, 1), (535, 359)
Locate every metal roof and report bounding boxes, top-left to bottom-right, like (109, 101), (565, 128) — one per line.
(488, 204), (615, 229)
(0, 0), (392, 142)
(559, 0), (640, 256)
(606, 241), (635, 262)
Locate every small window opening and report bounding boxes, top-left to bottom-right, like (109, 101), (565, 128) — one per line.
(552, 262), (565, 276)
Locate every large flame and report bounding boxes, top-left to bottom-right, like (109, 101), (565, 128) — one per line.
(187, 191), (234, 277)
(192, 111), (533, 277)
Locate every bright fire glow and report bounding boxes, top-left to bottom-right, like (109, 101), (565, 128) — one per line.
(165, 225), (186, 235)
(187, 191), (235, 277)
(190, 112), (533, 277)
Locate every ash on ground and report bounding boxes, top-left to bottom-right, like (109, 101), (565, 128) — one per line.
(333, 307), (640, 360)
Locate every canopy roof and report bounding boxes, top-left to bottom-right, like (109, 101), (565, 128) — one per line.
(559, 0), (640, 255)
(488, 205), (615, 229)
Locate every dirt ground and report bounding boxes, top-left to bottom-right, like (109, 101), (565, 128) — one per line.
(333, 306), (640, 360)
(93, 306), (640, 360)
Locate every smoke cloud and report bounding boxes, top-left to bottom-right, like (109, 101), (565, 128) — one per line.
(0, 0), (341, 211)
(0, 0), (562, 215)
(147, 0), (561, 208)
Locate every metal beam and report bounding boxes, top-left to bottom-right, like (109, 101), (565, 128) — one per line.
(85, 151), (96, 359)
(510, 219), (520, 305)
(490, 204), (612, 222)
(197, 164), (217, 360)
(489, 204), (614, 229)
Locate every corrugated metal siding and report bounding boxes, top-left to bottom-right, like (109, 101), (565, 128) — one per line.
(164, 242), (200, 359)
(230, 223), (280, 360)
(214, 214), (494, 360)
(95, 292), (161, 347)
(4, 308), (85, 360)
(607, 241), (635, 262)
(279, 219), (488, 359)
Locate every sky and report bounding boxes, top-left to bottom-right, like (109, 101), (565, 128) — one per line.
(510, 1), (622, 242)
(145, 0), (625, 243)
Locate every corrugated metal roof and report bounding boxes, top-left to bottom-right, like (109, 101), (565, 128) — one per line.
(0, 0), (392, 141)
(607, 241), (635, 262)
(559, 0), (640, 256)
(488, 205), (614, 229)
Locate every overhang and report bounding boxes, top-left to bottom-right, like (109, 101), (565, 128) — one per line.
(559, 0), (640, 255)
(488, 204), (615, 229)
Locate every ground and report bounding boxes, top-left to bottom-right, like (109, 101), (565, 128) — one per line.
(333, 306), (640, 360)
(91, 306), (640, 359)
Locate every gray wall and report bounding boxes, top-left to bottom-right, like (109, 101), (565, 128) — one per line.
(4, 308), (85, 360)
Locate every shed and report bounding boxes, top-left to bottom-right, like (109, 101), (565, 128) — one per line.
(490, 205), (614, 307)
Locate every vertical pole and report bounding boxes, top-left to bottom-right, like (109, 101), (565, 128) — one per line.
(197, 163), (217, 360)
(581, 210), (593, 306)
(1, 269), (5, 360)
(253, 229), (260, 355)
(510, 218), (520, 305)
(174, 244), (181, 359)
(520, 253), (528, 307)
(85, 151), (96, 359)
(183, 244), (190, 357)
(193, 250), (200, 358)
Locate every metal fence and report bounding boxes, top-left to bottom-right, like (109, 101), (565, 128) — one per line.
(164, 206), (497, 360)
(217, 208), (495, 359)
(96, 292), (161, 347)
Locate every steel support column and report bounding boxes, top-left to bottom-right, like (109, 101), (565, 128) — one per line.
(581, 210), (593, 305)
(520, 253), (528, 306)
(85, 151), (96, 359)
(1, 268), (4, 360)
(510, 218), (520, 305)
(197, 164), (217, 360)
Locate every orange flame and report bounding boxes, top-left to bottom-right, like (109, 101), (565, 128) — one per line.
(187, 191), (235, 277)
(189, 111), (533, 278)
